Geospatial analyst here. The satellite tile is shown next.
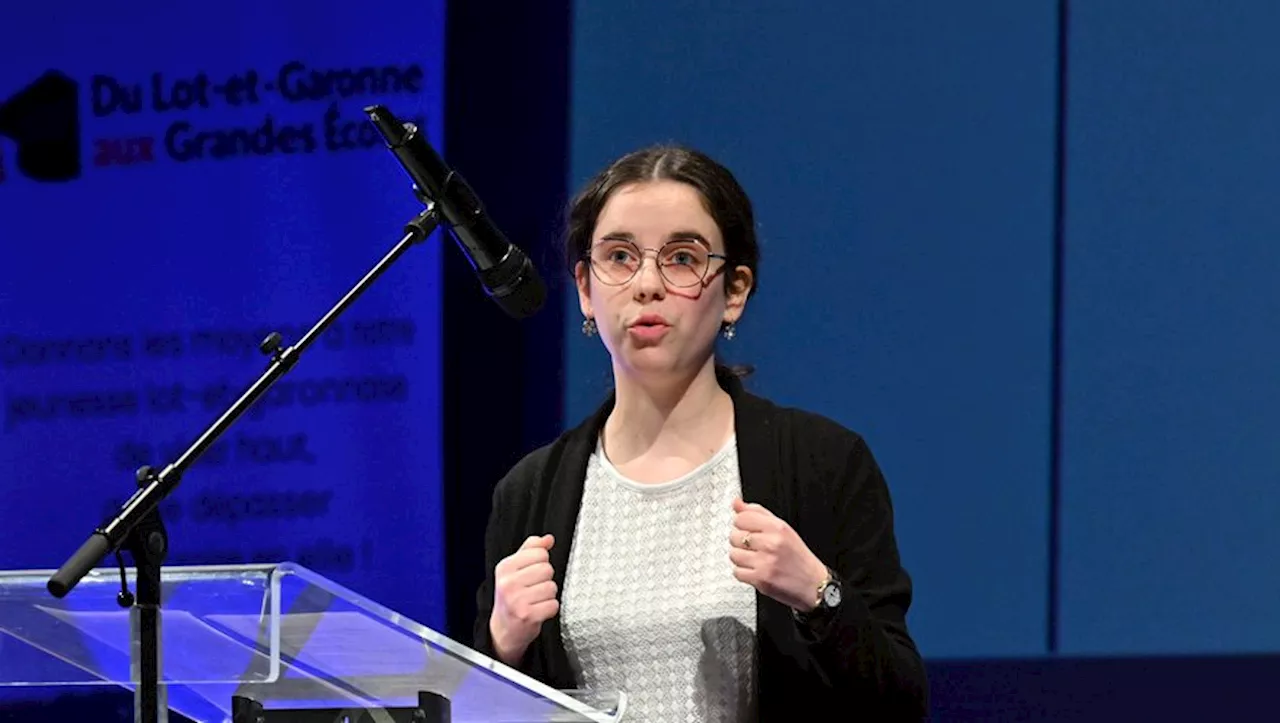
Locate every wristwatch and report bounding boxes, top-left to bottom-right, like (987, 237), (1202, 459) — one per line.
(795, 567), (842, 624)
(813, 567), (842, 611)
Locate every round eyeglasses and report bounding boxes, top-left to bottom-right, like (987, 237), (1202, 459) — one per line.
(585, 239), (728, 288)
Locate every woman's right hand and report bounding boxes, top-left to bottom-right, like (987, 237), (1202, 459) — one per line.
(489, 533), (559, 666)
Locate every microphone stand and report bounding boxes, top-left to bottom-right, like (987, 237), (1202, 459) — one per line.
(47, 198), (443, 723)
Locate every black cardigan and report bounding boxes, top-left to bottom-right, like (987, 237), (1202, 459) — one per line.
(472, 371), (929, 720)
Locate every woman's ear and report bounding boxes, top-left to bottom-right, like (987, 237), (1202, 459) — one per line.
(722, 265), (754, 325)
(575, 260), (593, 319)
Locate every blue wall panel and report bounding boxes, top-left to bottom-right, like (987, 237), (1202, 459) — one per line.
(1059, 0), (1280, 655)
(567, 0), (1059, 658)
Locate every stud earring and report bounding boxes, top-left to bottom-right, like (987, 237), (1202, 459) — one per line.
(721, 322), (736, 340)
(582, 317), (598, 337)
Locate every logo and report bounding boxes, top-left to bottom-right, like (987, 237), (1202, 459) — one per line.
(0, 70), (82, 182)
(0, 61), (428, 184)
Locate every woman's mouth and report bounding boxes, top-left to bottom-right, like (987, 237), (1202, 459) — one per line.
(628, 315), (671, 342)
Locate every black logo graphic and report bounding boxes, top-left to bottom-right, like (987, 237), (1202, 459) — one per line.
(0, 70), (82, 182)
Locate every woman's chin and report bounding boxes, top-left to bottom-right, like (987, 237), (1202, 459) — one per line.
(617, 348), (681, 376)
(617, 346), (716, 382)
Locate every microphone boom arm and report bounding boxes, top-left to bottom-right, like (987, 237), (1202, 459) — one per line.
(49, 196), (440, 723)
(48, 101), (535, 722)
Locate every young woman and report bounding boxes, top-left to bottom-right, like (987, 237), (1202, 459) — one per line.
(473, 146), (928, 721)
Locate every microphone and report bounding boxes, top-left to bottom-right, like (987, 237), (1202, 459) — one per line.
(364, 104), (546, 319)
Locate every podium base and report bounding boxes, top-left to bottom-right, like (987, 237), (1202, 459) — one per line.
(232, 691), (450, 723)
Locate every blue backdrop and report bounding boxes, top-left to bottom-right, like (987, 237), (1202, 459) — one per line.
(1058, 0), (1280, 656)
(566, 0), (1280, 667)
(7, 0), (1280, 719)
(567, 0), (1058, 659)
(0, 0), (447, 649)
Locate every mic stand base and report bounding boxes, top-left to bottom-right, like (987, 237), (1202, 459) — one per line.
(232, 691), (451, 723)
(125, 465), (169, 723)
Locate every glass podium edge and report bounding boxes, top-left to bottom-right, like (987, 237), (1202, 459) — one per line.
(270, 562), (622, 722)
(2, 563), (623, 721)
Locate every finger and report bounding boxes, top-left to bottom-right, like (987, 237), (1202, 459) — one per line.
(732, 497), (771, 514)
(527, 598), (560, 622)
(510, 595), (560, 625)
(728, 548), (756, 568)
(510, 562), (555, 587)
(519, 579), (559, 604)
(731, 566), (756, 586)
(496, 547), (548, 576)
(510, 546), (551, 568)
(734, 529), (781, 557)
(520, 534), (555, 550)
(728, 529), (758, 549)
(496, 562), (552, 593)
(732, 509), (772, 533)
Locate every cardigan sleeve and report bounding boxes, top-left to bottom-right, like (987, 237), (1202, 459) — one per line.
(471, 448), (561, 683)
(795, 434), (930, 720)
(471, 458), (546, 669)
(472, 474), (510, 661)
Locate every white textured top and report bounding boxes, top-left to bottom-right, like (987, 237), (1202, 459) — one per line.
(560, 435), (758, 723)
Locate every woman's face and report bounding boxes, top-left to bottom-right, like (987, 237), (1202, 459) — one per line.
(576, 179), (752, 381)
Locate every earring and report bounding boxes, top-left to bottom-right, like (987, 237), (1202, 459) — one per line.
(582, 317), (598, 337)
(721, 322), (736, 340)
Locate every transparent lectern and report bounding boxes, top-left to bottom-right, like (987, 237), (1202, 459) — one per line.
(0, 563), (625, 722)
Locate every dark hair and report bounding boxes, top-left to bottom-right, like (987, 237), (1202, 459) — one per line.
(565, 144), (760, 296)
(564, 144), (760, 378)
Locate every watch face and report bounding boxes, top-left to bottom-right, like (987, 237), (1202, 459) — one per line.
(823, 582), (842, 608)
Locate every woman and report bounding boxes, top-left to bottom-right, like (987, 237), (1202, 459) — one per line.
(472, 145), (928, 721)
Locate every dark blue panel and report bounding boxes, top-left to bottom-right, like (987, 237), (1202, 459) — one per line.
(566, 0), (1058, 657)
(0, 0), (446, 640)
(927, 653), (1280, 721)
(1060, 1), (1280, 654)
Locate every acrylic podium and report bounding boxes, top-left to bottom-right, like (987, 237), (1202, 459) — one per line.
(0, 563), (625, 722)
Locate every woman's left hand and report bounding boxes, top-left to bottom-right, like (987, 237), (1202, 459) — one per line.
(729, 497), (831, 612)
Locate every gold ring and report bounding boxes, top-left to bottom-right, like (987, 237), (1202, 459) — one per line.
(742, 533), (753, 550)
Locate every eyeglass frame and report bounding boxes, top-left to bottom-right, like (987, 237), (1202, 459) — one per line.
(581, 237), (731, 288)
